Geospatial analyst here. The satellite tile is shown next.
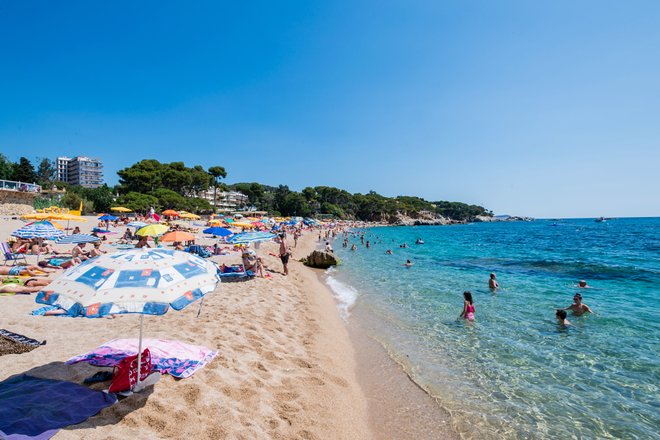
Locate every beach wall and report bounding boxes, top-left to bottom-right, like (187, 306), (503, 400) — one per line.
(0, 189), (37, 215)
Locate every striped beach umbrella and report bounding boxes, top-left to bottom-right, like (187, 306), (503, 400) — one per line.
(127, 221), (148, 229)
(226, 232), (276, 244)
(36, 248), (220, 392)
(55, 234), (101, 244)
(11, 222), (64, 240)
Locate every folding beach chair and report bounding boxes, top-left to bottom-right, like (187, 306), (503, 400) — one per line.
(1, 242), (27, 266)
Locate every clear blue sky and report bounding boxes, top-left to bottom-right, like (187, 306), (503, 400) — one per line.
(1, 0), (659, 218)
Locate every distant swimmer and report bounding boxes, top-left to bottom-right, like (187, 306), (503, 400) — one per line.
(489, 273), (499, 289)
(415, 238), (424, 244)
(562, 293), (596, 316)
(555, 309), (571, 326)
(385, 249), (393, 255)
(351, 244), (357, 251)
(577, 280), (591, 288)
(400, 243), (408, 248)
(366, 240), (370, 248)
(404, 259), (413, 267)
(459, 291), (475, 321)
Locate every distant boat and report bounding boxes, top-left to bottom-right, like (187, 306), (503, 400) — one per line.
(595, 217), (606, 223)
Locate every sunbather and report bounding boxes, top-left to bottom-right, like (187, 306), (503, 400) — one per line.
(242, 249), (264, 277)
(0, 278), (51, 294)
(0, 265), (53, 276)
(38, 257), (81, 269)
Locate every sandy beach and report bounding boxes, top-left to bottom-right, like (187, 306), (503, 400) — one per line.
(0, 217), (371, 439)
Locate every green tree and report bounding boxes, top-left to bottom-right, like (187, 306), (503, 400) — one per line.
(36, 158), (56, 186)
(0, 154), (14, 180)
(208, 166), (227, 210)
(61, 191), (82, 210)
(151, 188), (187, 210)
(119, 192), (160, 213)
(12, 157), (38, 183)
(117, 159), (164, 194)
(83, 185), (114, 213)
(184, 197), (214, 214)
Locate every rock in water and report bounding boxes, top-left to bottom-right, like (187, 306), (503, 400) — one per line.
(301, 251), (339, 269)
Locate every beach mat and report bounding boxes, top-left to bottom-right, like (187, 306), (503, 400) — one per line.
(0, 330), (45, 356)
(0, 374), (117, 440)
(0, 330), (45, 347)
(67, 338), (217, 379)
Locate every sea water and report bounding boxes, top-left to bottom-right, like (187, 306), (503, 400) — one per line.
(324, 218), (659, 439)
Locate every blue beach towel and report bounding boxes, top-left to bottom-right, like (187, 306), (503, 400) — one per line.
(0, 374), (117, 440)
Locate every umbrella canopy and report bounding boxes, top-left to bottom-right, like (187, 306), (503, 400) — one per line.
(98, 214), (119, 221)
(179, 213), (200, 219)
(111, 207), (132, 213)
(54, 213), (88, 222)
(227, 232), (276, 244)
(127, 221), (148, 229)
(203, 227), (232, 237)
(136, 224), (169, 237)
(26, 220), (65, 230)
(56, 234), (101, 244)
(162, 210), (179, 217)
(12, 222), (65, 240)
(232, 222), (255, 229)
(36, 249), (220, 317)
(160, 231), (195, 242)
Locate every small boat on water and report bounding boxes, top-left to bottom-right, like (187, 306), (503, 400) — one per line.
(595, 217), (606, 223)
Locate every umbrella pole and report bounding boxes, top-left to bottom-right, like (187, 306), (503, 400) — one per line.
(136, 314), (144, 389)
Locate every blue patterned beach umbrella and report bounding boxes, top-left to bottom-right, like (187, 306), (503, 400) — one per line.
(127, 221), (148, 229)
(36, 248), (219, 318)
(227, 231), (276, 244)
(203, 227), (232, 237)
(35, 248), (220, 392)
(55, 234), (101, 244)
(11, 222), (64, 240)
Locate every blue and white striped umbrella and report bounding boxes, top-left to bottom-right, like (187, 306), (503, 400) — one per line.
(127, 221), (148, 229)
(55, 234), (101, 244)
(226, 232), (276, 244)
(36, 248), (220, 318)
(12, 222), (64, 240)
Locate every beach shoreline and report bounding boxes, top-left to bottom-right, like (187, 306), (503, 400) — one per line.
(0, 217), (372, 439)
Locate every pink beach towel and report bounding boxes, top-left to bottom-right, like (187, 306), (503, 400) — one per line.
(67, 339), (217, 379)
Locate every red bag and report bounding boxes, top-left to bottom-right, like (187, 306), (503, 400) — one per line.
(108, 348), (152, 393)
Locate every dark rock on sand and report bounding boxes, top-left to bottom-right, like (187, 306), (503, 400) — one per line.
(301, 251), (339, 269)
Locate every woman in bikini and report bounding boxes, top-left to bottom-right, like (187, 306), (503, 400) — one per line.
(459, 291), (476, 321)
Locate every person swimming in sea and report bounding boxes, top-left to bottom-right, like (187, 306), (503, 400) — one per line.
(350, 244), (357, 251)
(489, 273), (499, 289)
(385, 249), (393, 255)
(562, 293), (596, 316)
(555, 309), (571, 326)
(577, 280), (591, 288)
(404, 259), (413, 267)
(459, 291), (475, 321)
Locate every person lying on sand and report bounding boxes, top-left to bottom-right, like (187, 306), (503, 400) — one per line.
(0, 277), (51, 294)
(38, 258), (81, 270)
(0, 265), (53, 276)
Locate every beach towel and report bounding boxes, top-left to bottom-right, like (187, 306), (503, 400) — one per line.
(0, 374), (117, 440)
(67, 338), (217, 379)
(0, 329), (45, 346)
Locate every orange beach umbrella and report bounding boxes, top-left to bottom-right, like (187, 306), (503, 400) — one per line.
(160, 231), (195, 242)
(162, 210), (179, 217)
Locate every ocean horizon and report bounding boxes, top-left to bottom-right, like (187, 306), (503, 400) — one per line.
(325, 217), (659, 439)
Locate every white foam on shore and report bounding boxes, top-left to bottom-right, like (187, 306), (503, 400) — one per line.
(324, 272), (358, 320)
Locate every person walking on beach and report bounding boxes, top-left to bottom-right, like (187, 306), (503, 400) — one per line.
(278, 233), (290, 276)
(489, 273), (499, 289)
(562, 293), (596, 316)
(459, 291), (475, 321)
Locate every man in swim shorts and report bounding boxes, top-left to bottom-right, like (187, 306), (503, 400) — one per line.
(0, 265), (53, 277)
(278, 234), (290, 276)
(489, 273), (499, 289)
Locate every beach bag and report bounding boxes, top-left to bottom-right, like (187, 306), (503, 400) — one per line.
(108, 348), (152, 393)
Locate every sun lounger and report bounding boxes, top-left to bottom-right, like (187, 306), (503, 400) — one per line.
(1, 242), (27, 266)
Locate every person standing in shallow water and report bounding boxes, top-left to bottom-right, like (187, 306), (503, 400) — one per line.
(489, 273), (499, 289)
(562, 293), (596, 316)
(459, 291), (475, 321)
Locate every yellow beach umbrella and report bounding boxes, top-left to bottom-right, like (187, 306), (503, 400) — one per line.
(179, 213), (200, 220)
(232, 222), (255, 228)
(136, 224), (169, 237)
(111, 207), (132, 213)
(22, 213), (53, 220)
(54, 213), (88, 222)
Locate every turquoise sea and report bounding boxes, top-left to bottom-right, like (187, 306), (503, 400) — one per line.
(325, 218), (659, 439)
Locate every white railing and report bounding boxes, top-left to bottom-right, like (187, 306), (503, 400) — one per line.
(0, 179), (42, 193)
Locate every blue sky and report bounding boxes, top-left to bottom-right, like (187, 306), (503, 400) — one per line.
(1, 0), (659, 218)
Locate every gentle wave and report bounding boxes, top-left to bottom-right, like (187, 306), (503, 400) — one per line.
(324, 273), (358, 320)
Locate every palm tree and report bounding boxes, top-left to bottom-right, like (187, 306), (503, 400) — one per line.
(208, 166), (227, 211)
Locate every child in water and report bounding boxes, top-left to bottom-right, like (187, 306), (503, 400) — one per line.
(459, 291), (475, 321)
(555, 309), (571, 326)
